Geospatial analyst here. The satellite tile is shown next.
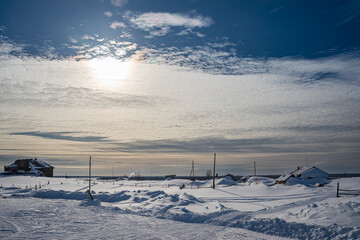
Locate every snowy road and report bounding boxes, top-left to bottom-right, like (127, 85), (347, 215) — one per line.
(0, 198), (287, 240)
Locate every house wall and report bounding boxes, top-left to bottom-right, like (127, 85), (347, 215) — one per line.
(15, 159), (31, 171)
(42, 168), (54, 177)
(4, 166), (18, 173)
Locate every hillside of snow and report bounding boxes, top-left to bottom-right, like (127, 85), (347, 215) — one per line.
(1, 176), (359, 239)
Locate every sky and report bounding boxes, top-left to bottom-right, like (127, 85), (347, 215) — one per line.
(0, 0), (359, 176)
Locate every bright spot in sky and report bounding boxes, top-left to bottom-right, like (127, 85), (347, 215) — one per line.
(88, 57), (132, 86)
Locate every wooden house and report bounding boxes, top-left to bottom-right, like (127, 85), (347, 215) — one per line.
(4, 158), (54, 177)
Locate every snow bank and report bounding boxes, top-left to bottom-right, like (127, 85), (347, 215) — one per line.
(247, 176), (276, 186)
(208, 213), (360, 240)
(285, 177), (330, 186)
(10, 188), (356, 239)
(216, 176), (237, 186)
(275, 196), (360, 228)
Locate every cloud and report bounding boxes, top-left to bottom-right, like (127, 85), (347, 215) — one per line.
(131, 12), (213, 28)
(110, 0), (128, 7)
(0, 80), (168, 108)
(68, 37), (78, 43)
(100, 135), (359, 154)
(336, 0), (360, 26)
(0, 48), (359, 172)
(225, 124), (360, 136)
(132, 43), (360, 80)
(10, 131), (109, 142)
(0, 36), (25, 55)
(83, 35), (95, 40)
(128, 12), (213, 37)
(36, 40), (59, 59)
(194, 32), (206, 38)
(176, 29), (206, 37)
(286, 125), (360, 133)
(72, 41), (138, 60)
(104, 11), (113, 18)
(0, 42), (23, 55)
(110, 21), (126, 29)
(103, 137), (283, 153)
(148, 26), (170, 37)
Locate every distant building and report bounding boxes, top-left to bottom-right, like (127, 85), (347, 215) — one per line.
(223, 174), (238, 181)
(276, 166), (329, 186)
(164, 174), (176, 180)
(3, 158), (54, 177)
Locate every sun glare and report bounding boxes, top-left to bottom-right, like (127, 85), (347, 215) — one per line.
(88, 57), (132, 86)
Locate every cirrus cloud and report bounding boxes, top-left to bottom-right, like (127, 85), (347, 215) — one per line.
(128, 12), (213, 37)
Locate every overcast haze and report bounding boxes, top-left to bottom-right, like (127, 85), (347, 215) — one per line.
(0, 0), (359, 176)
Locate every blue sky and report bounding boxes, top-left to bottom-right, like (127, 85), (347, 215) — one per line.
(2, 0), (360, 59)
(0, 0), (359, 176)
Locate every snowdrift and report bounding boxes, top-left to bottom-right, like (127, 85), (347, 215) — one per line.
(1, 176), (360, 239)
(246, 176), (276, 186)
(285, 177), (330, 186)
(216, 176), (237, 186)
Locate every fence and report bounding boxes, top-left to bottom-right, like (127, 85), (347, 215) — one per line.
(336, 182), (360, 197)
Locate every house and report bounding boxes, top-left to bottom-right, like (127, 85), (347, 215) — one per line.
(3, 158), (54, 177)
(276, 166), (329, 186)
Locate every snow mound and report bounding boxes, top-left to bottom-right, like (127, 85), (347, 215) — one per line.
(80, 198), (101, 206)
(284, 196), (360, 227)
(17, 188), (224, 218)
(286, 177), (330, 186)
(247, 176), (276, 186)
(33, 190), (88, 200)
(216, 176), (237, 186)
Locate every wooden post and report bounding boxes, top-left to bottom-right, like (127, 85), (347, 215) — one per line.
(89, 156), (91, 192)
(88, 156), (94, 200)
(213, 153), (216, 189)
(336, 182), (339, 198)
(87, 189), (94, 200)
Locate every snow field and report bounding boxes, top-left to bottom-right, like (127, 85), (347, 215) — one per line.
(1, 176), (360, 239)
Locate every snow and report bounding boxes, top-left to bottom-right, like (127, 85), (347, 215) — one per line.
(1, 176), (360, 239)
(285, 176), (330, 186)
(246, 176), (276, 186)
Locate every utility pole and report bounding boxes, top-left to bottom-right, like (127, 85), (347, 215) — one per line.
(213, 153), (216, 189)
(253, 161), (256, 176)
(112, 163), (114, 185)
(89, 156), (91, 191)
(190, 160), (195, 181)
(87, 156), (94, 200)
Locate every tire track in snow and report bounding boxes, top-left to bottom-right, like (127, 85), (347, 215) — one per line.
(0, 216), (24, 238)
(0, 198), (288, 240)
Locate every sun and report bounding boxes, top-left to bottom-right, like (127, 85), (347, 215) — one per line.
(88, 57), (132, 86)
